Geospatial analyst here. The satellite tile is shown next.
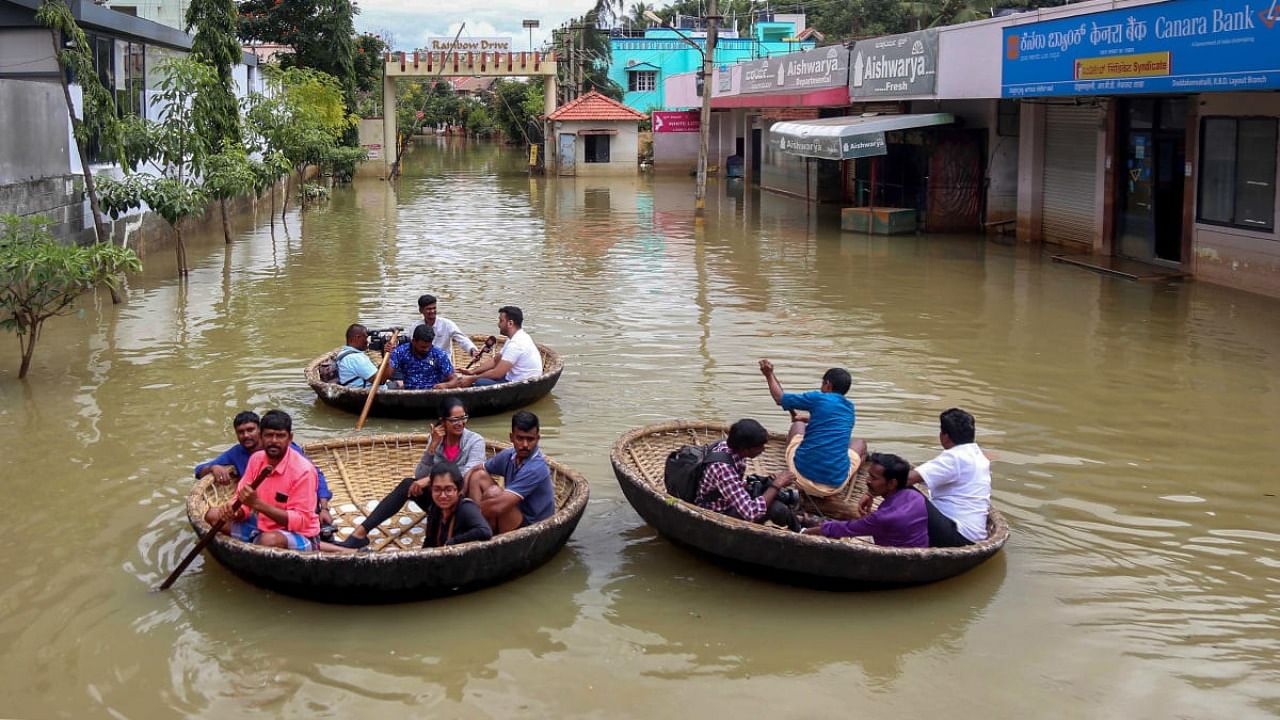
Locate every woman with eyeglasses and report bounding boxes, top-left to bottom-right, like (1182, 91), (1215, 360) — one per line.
(331, 461), (491, 550)
(331, 397), (489, 550)
(414, 397), (487, 478)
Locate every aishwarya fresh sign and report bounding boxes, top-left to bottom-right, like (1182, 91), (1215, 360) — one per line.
(653, 111), (700, 133)
(1002, 0), (1280, 97)
(850, 29), (939, 97)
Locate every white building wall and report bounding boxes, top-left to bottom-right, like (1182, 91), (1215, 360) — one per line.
(555, 120), (640, 176)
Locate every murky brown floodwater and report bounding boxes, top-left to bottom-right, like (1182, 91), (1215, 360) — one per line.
(2, 139), (1278, 718)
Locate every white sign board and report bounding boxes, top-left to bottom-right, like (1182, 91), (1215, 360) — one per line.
(426, 37), (513, 52)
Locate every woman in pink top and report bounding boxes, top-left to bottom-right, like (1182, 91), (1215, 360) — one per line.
(413, 397), (487, 478)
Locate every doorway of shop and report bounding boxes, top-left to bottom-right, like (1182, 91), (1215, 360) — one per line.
(1116, 98), (1187, 265)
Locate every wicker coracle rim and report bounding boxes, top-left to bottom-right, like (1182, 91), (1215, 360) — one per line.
(610, 419), (1009, 559)
(187, 434), (589, 564)
(302, 336), (564, 396)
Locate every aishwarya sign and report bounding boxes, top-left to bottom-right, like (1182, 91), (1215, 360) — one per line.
(850, 29), (939, 97)
(425, 37), (513, 52)
(653, 110), (700, 133)
(771, 132), (886, 161)
(1002, 0), (1280, 97)
(738, 45), (848, 95)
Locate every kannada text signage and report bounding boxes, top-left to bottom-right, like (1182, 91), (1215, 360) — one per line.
(1002, 0), (1280, 97)
(653, 110), (700, 133)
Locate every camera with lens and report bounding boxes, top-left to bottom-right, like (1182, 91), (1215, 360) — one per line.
(744, 473), (800, 507)
(367, 326), (403, 353)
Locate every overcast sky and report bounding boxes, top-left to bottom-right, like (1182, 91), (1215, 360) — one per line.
(354, 0), (602, 52)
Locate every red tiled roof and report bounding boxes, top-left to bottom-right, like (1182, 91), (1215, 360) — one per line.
(548, 91), (646, 121)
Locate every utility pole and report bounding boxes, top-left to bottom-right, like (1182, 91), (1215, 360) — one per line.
(695, 0), (718, 214)
(577, 25), (585, 97)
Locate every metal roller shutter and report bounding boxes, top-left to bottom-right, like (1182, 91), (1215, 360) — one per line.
(1042, 105), (1100, 246)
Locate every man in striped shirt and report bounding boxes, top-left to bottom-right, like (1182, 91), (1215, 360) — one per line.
(694, 418), (795, 523)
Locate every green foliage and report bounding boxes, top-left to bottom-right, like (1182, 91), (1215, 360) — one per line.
(35, 0), (125, 163)
(0, 214), (141, 378)
(237, 0), (360, 114)
(553, 9), (624, 101)
(247, 66), (354, 174)
(299, 182), (330, 201)
(204, 146), (256, 201)
(320, 145), (367, 184)
(489, 79), (543, 145)
(186, 0), (242, 149)
(122, 58), (222, 178)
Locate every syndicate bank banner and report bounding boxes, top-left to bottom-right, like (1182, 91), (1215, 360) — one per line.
(849, 29), (939, 97)
(1002, 0), (1280, 97)
(425, 37), (513, 52)
(737, 45), (848, 95)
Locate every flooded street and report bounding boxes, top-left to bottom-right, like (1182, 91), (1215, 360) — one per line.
(1, 139), (1278, 718)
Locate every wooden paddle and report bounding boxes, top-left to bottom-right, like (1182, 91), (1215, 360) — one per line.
(464, 335), (498, 371)
(157, 463), (274, 591)
(356, 329), (399, 431)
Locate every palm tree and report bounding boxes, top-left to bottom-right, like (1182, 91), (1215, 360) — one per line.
(628, 2), (656, 29)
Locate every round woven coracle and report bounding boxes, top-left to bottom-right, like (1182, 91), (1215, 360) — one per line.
(303, 335), (564, 419)
(610, 420), (1008, 587)
(185, 434), (589, 603)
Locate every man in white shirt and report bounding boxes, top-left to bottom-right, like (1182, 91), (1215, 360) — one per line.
(858, 407), (991, 546)
(406, 294), (479, 358)
(457, 305), (543, 386)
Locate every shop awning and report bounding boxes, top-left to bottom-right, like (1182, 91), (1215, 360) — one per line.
(770, 112), (955, 160)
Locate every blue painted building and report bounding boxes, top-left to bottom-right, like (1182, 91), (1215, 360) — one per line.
(609, 16), (816, 113)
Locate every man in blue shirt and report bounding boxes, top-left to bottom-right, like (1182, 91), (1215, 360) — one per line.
(335, 324), (382, 388)
(386, 324), (459, 389)
(759, 359), (864, 496)
(194, 410), (335, 527)
(464, 411), (554, 533)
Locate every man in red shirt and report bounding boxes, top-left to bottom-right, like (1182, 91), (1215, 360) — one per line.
(204, 409), (320, 551)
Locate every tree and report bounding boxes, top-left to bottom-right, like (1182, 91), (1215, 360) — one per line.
(0, 214), (140, 379)
(186, 0), (243, 243)
(34, 0), (127, 303)
(237, 0), (359, 116)
(98, 58), (220, 277)
(352, 32), (389, 117)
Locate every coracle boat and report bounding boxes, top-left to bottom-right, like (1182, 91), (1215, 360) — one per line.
(304, 334), (563, 419)
(611, 420), (1008, 587)
(185, 434), (589, 603)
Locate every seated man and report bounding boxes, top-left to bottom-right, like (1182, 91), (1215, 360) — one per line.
(335, 323), (382, 389)
(464, 411), (554, 534)
(693, 418), (796, 525)
(801, 453), (928, 547)
(407, 293), (479, 358)
(860, 408), (991, 547)
(381, 324), (459, 390)
(760, 359), (862, 496)
(456, 305), (542, 387)
(195, 410), (334, 527)
(204, 409), (320, 550)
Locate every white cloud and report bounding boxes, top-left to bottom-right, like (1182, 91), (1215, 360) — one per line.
(353, 0), (600, 51)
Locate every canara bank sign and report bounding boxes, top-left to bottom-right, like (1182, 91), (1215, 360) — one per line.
(850, 29), (938, 97)
(426, 37), (513, 52)
(1002, 0), (1280, 97)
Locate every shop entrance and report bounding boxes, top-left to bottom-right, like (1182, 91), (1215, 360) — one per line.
(1116, 98), (1187, 265)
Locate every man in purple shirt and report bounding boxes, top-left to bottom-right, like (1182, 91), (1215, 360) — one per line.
(801, 452), (928, 548)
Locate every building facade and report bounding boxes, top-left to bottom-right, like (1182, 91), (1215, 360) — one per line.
(608, 14), (815, 113)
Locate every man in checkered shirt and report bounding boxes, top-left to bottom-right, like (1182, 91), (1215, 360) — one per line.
(694, 418), (795, 523)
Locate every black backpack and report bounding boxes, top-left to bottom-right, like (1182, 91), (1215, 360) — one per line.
(664, 443), (734, 502)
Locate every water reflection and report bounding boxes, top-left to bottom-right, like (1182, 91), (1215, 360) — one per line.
(603, 527), (1006, 686)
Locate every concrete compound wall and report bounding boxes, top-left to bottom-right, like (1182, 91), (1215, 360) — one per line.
(0, 78), (71, 185)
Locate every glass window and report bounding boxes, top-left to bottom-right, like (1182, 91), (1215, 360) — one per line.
(1198, 116), (1277, 232)
(584, 135), (611, 163)
(628, 70), (656, 92)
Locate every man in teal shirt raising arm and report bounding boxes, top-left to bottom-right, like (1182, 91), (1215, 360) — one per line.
(759, 359), (865, 497)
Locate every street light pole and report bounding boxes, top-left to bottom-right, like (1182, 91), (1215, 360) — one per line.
(696, 0), (718, 214)
(647, 7), (717, 214)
